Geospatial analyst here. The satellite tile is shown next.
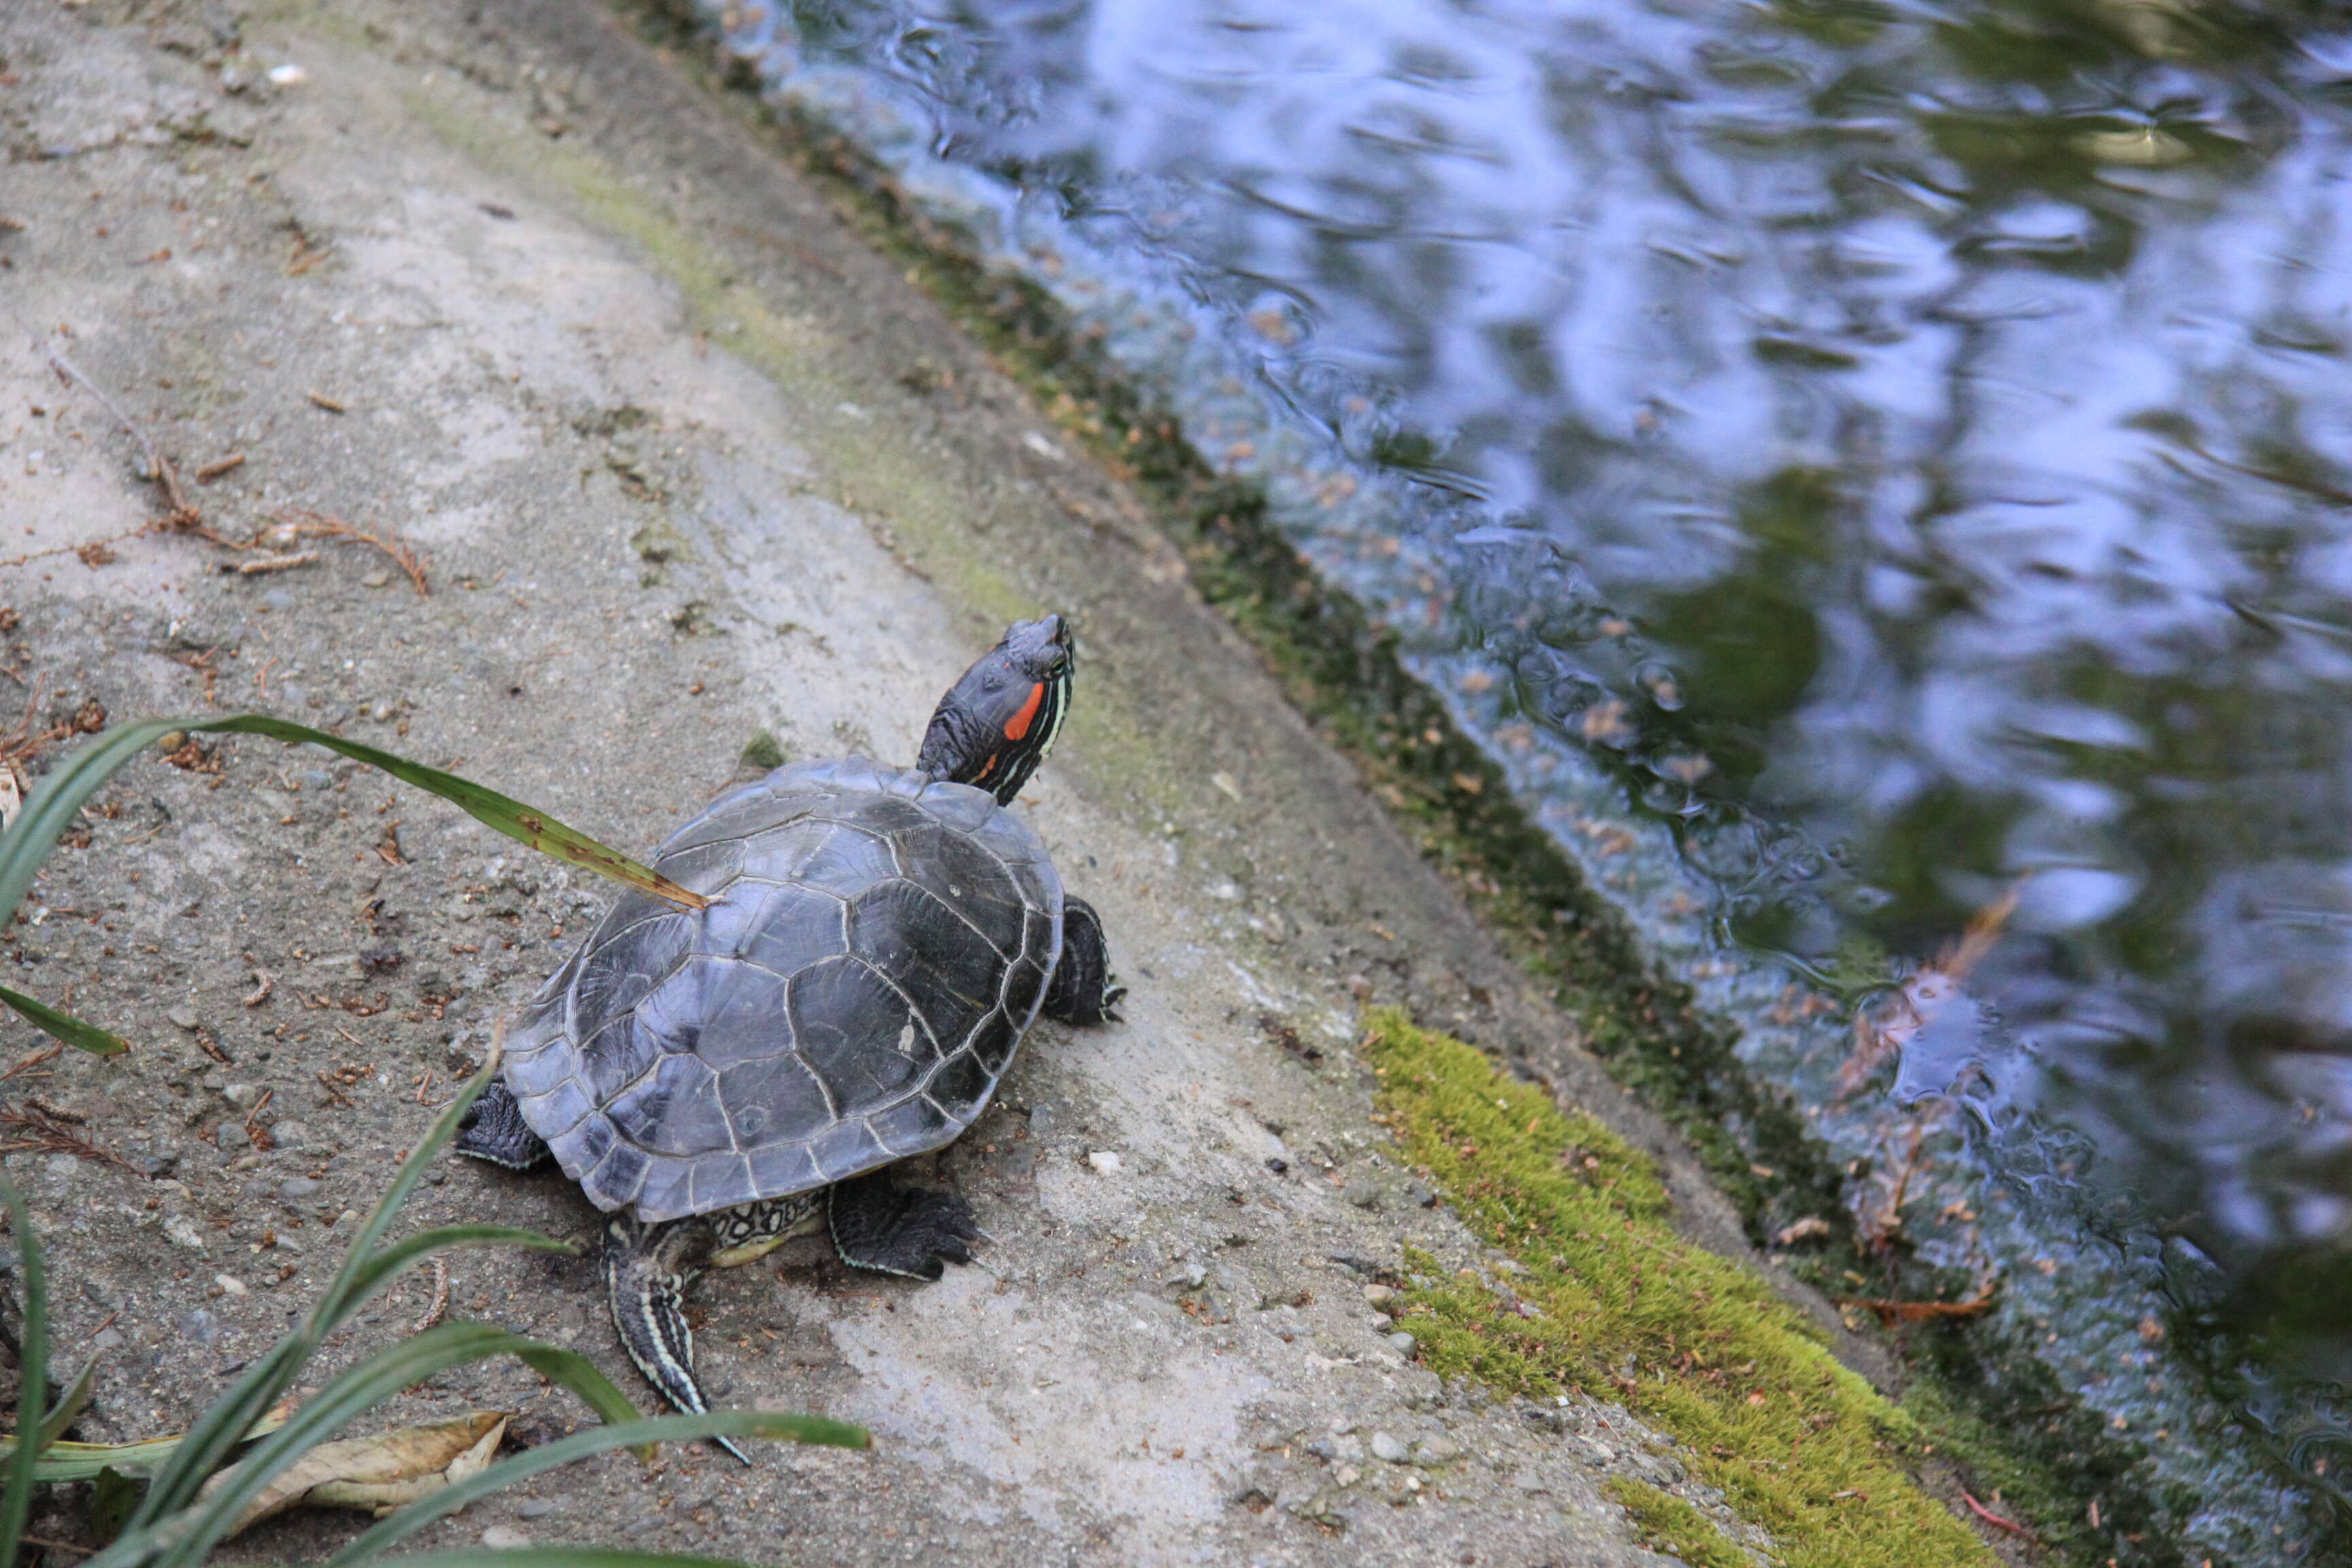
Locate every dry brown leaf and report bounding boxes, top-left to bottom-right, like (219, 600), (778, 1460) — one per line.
(203, 1410), (508, 1537)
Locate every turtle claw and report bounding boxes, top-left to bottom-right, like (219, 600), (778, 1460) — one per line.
(829, 1174), (982, 1279)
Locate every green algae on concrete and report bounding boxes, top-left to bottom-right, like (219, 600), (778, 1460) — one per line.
(1363, 1008), (1997, 1568)
(1603, 1480), (1757, 1568)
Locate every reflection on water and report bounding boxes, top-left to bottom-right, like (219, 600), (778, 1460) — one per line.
(705, 0), (2352, 1551)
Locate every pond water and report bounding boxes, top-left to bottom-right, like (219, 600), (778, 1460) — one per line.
(686, 0), (2352, 1553)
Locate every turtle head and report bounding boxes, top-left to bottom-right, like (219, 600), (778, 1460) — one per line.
(917, 615), (1074, 805)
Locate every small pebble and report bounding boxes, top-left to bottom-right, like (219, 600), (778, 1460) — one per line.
(166, 1007), (199, 1031)
(1388, 1331), (1418, 1356)
(271, 1121), (311, 1152)
(1362, 1283), (1397, 1307)
(479, 1526), (531, 1550)
(214, 1273), (248, 1297)
(177, 1307), (219, 1347)
(515, 1500), (556, 1520)
(278, 1177), (323, 1204)
(1412, 1435), (1462, 1466)
(216, 1123), (250, 1154)
(1409, 1183), (1438, 1208)
(1369, 1431), (1407, 1464)
(1342, 1180), (1381, 1210)
(1333, 1464), (1360, 1488)
(361, 570), (391, 588)
(267, 63), (308, 86)
(1165, 1262), (1207, 1289)
(1085, 1150), (1123, 1175)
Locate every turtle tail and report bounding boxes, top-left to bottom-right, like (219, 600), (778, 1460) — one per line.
(602, 1215), (749, 1466)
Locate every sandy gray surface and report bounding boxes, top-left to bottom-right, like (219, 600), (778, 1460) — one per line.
(0, 1), (1873, 1561)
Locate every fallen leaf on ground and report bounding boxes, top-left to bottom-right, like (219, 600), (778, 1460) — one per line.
(201, 1409), (508, 1536)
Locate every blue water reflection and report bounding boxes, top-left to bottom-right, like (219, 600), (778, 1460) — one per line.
(714, 0), (2352, 1548)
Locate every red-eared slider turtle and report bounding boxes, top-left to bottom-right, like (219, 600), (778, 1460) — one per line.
(455, 616), (1120, 1457)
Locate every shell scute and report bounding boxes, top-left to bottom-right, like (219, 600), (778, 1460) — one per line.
(848, 880), (1013, 1036)
(716, 1051), (833, 1144)
(789, 956), (934, 1111)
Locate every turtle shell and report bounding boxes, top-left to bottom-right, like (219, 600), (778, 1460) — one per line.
(500, 757), (1063, 1222)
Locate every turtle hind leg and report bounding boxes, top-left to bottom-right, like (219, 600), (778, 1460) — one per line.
(828, 1173), (980, 1280)
(602, 1216), (749, 1466)
(1045, 895), (1125, 1026)
(453, 1080), (551, 1171)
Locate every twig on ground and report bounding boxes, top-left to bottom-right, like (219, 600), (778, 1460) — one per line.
(220, 551), (320, 576)
(274, 508), (430, 594)
(0, 1042), (65, 1082)
(1958, 1489), (2040, 1544)
(195, 453), (246, 483)
(0, 1102), (142, 1174)
(42, 342), (197, 525)
(244, 1086), (274, 1150)
(412, 1255), (451, 1334)
(0, 679), (103, 774)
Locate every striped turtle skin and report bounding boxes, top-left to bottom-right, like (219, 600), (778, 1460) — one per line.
(500, 755), (1062, 1225)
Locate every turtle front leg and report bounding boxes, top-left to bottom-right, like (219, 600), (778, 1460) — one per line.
(1044, 894), (1125, 1026)
(603, 1215), (749, 1465)
(828, 1172), (981, 1279)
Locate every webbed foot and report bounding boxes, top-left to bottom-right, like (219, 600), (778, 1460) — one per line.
(453, 1080), (552, 1171)
(1045, 895), (1124, 1026)
(828, 1173), (980, 1280)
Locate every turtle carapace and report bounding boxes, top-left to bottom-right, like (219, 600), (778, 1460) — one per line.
(455, 615), (1122, 1458)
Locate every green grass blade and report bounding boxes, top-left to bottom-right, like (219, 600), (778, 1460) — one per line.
(39, 1355), (98, 1448)
(0, 984), (129, 1057)
(0, 1406), (291, 1484)
(325, 1411), (868, 1568)
(117, 1339), (308, 1535)
(182, 717), (706, 911)
(340, 1226), (575, 1307)
(144, 1322), (640, 1568)
(91, 1465), (137, 1546)
(0, 719), (183, 929)
(507, 1343), (642, 1433)
(130, 1062), (502, 1530)
(0, 1173), (50, 1568)
(310, 1059), (497, 1336)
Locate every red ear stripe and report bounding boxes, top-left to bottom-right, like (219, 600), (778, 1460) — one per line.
(1003, 683), (1047, 740)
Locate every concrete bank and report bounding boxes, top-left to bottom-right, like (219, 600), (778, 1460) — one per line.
(1, 0), (1997, 1562)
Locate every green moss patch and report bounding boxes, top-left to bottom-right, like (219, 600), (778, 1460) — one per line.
(1605, 1479), (1757, 1568)
(1365, 1008), (1996, 1568)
